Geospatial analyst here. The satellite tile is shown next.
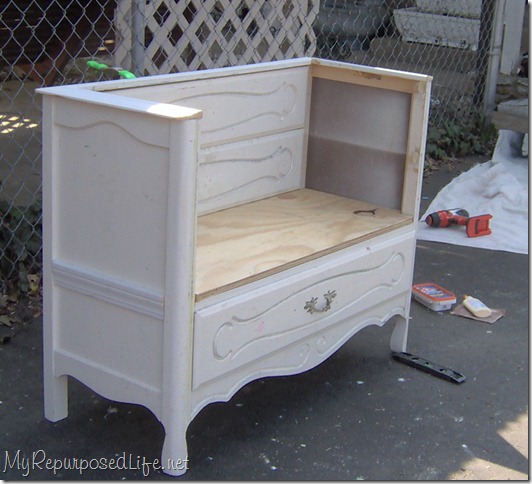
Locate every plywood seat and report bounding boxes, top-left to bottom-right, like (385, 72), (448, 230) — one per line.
(195, 188), (411, 300)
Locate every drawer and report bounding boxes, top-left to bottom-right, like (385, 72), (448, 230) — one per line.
(182, 67), (308, 147)
(197, 129), (305, 215)
(114, 66), (309, 147)
(192, 231), (415, 390)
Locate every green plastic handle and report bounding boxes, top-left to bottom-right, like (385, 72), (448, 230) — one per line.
(86, 60), (136, 79)
(117, 70), (137, 79)
(86, 60), (108, 71)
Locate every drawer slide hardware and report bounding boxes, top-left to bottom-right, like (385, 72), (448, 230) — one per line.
(304, 290), (337, 314)
(392, 351), (466, 384)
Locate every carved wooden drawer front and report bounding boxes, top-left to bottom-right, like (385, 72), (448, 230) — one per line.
(197, 130), (305, 214)
(192, 231), (414, 390)
(116, 66), (308, 148)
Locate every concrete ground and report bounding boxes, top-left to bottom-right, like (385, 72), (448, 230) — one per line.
(0, 157), (528, 480)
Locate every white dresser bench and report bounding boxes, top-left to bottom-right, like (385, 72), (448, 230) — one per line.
(39, 58), (431, 475)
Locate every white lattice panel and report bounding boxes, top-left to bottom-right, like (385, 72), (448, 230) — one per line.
(115, 0), (319, 74)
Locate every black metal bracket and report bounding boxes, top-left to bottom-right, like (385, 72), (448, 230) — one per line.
(392, 351), (466, 384)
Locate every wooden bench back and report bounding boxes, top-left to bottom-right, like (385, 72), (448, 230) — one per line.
(114, 66), (310, 214)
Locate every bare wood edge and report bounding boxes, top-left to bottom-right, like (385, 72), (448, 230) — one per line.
(310, 62), (427, 94)
(195, 217), (412, 302)
(401, 81), (432, 217)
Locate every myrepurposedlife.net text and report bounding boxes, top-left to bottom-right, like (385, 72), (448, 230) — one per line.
(3, 449), (189, 477)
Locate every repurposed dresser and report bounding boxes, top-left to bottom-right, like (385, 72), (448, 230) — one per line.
(39, 58), (431, 475)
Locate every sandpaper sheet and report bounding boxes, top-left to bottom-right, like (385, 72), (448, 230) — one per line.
(451, 303), (506, 324)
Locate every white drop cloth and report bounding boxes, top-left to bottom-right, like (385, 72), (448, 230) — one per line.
(417, 130), (529, 254)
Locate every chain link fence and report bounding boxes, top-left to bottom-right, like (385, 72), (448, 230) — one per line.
(0, 0), (526, 291)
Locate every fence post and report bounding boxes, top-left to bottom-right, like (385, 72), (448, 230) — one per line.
(131, 0), (146, 76)
(474, 0), (505, 119)
(483, 0), (505, 117)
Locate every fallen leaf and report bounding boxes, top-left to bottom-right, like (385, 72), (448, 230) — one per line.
(31, 307), (43, 318)
(27, 274), (41, 296)
(0, 315), (12, 327)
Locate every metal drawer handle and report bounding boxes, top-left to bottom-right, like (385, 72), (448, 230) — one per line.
(304, 290), (337, 314)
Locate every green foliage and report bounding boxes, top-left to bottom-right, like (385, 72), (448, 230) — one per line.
(426, 117), (498, 161)
(0, 199), (42, 293)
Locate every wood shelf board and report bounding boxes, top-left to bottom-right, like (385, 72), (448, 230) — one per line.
(195, 188), (411, 300)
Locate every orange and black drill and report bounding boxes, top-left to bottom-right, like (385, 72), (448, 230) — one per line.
(425, 208), (492, 237)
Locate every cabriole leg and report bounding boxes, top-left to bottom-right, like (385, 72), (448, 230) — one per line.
(390, 314), (408, 353)
(161, 427), (189, 476)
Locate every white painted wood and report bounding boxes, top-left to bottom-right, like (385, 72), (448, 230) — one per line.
(76, 58), (430, 95)
(500, 0), (526, 75)
(38, 58), (431, 476)
(113, 67), (309, 147)
(191, 293), (411, 418)
(160, 119), (199, 477)
(193, 232), (414, 390)
(48, 96), (198, 292)
(39, 85), (202, 120)
(198, 130), (306, 214)
(108, 65), (309, 213)
(55, 348), (162, 417)
(42, 95), (69, 423)
(52, 260), (164, 319)
(53, 287), (165, 390)
(83, 58), (314, 92)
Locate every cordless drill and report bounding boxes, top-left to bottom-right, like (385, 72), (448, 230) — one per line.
(425, 208), (492, 237)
